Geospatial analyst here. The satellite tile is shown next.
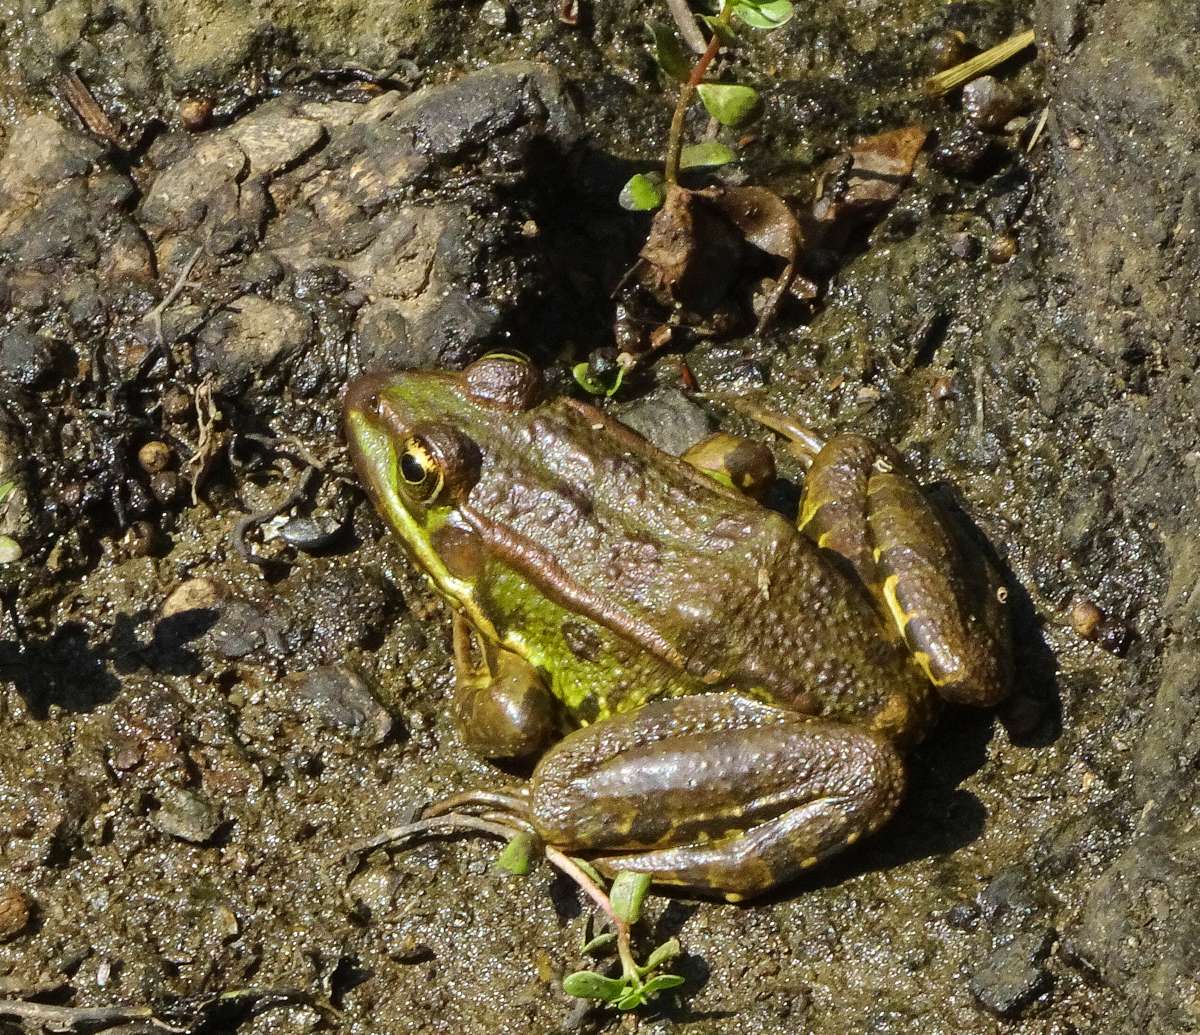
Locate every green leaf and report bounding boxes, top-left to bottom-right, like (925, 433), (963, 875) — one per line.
(0, 481), (15, 505)
(697, 82), (759, 126)
(563, 971), (628, 1003)
(699, 14), (740, 46)
(616, 990), (645, 1011)
(572, 363), (626, 398)
(646, 22), (690, 81)
(494, 832), (535, 875)
(610, 871), (652, 925)
(571, 857), (606, 885)
(618, 173), (665, 212)
(732, 0), (794, 30)
(0, 536), (20, 564)
(640, 938), (681, 974)
(640, 973), (686, 997)
(679, 141), (736, 169)
(581, 931), (617, 956)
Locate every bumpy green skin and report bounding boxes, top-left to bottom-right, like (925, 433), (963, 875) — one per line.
(344, 358), (1011, 899)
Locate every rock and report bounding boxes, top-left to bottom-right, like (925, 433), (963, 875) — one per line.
(970, 929), (1053, 1017)
(962, 76), (1024, 131)
(0, 324), (55, 388)
(616, 388), (715, 457)
(162, 578), (224, 618)
(0, 886), (33, 942)
(479, 0), (511, 29)
(290, 665), (393, 744)
(206, 597), (282, 660)
(151, 787), (220, 844)
(390, 61), (580, 159)
(137, 136), (247, 235)
(195, 295), (313, 391)
(930, 126), (1003, 178)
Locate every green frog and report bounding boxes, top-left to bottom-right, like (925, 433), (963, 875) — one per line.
(344, 353), (1011, 901)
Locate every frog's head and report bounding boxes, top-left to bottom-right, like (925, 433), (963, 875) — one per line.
(342, 353), (543, 622)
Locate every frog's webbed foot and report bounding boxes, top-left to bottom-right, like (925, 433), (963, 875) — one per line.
(528, 694), (904, 902)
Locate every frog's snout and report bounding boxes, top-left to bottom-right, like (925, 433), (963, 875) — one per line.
(342, 372), (393, 425)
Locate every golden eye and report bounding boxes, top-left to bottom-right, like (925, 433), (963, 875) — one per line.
(398, 438), (443, 502)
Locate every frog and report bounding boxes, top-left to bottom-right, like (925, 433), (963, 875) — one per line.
(343, 352), (1011, 901)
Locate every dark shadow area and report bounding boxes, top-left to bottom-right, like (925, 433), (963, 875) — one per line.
(0, 623), (121, 717)
(1, 606), (218, 716)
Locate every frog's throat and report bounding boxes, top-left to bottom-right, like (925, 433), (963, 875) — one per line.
(348, 411), (499, 643)
(457, 502), (723, 685)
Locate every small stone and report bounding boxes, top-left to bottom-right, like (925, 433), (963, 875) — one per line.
(479, 0), (511, 29)
(946, 232), (981, 260)
(137, 440), (173, 474)
(928, 30), (973, 72)
(969, 929), (1053, 1017)
(290, 666), (393, 744)
(1069, 598), (1104, 640)
(930, 126), (1000, 178)
(162, 577), (224, 618)
(962, 76), (1023, 131)
(120, 521), (159, 558)
(0, 886), (33, 942)
(0, 325), (55, 388)
(151, 787), (220, 844)
(162, 388), (193, 422)
(179, 96), (214, 132)
(615, 388), (715, 457)
(0, 536), (21, 564)
(150, 471), (181, 504)
(988, 234), (1018, 264)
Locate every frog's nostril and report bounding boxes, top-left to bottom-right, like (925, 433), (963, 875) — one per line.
(343, 373), (390, 419)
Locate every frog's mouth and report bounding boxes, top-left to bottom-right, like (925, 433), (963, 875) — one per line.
(343, 376), (500, 645)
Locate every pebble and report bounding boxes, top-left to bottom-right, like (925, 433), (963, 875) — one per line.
(0, 886), (32, 942)
(151, 787), (221, 844)
(137, 440), (173, 474)
(969, 928), (1053, 1017)
(963, 76), (1024, 131)
(291, 665), (393, 744)
(162, 577), (224, 618)
(1069, 598), (1104, 640)
(479, 0), (511, 28)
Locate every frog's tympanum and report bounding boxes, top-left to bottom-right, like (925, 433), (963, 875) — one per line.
(344, 354), (1011, 901)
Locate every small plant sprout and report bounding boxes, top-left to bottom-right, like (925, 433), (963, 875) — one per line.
(343, 794), (684, 1012)
(622, 0), (795, 211)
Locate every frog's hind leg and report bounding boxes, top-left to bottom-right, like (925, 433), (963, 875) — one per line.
(527, 694), (905, 902)
(798, 432), (1011, 707)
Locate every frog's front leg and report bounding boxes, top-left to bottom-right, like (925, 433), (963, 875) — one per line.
(527, 694), (904, 901)
(451, 613), (558, 758)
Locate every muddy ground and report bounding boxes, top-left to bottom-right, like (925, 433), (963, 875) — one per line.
(0, 0), (1198, 1032)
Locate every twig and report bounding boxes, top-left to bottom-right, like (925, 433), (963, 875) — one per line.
(0, 998), (183, 1032)
(144, 245), (205, 346)
(665, 0), (707, 55)
(55, 72), (123, 147)
(1026, 104), (1050, 153)
(925, 28), (1035, 97)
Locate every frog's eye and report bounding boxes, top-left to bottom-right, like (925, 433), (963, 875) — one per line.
(463, 351), (542, 411)
(397, 424), (481, 506)
(399, 438), (442, 502)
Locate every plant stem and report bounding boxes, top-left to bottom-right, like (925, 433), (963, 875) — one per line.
(543, 848), (643, 985)
(664, 4), (733, 185)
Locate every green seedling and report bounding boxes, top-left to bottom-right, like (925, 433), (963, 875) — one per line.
(620, 0), (795, 211)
